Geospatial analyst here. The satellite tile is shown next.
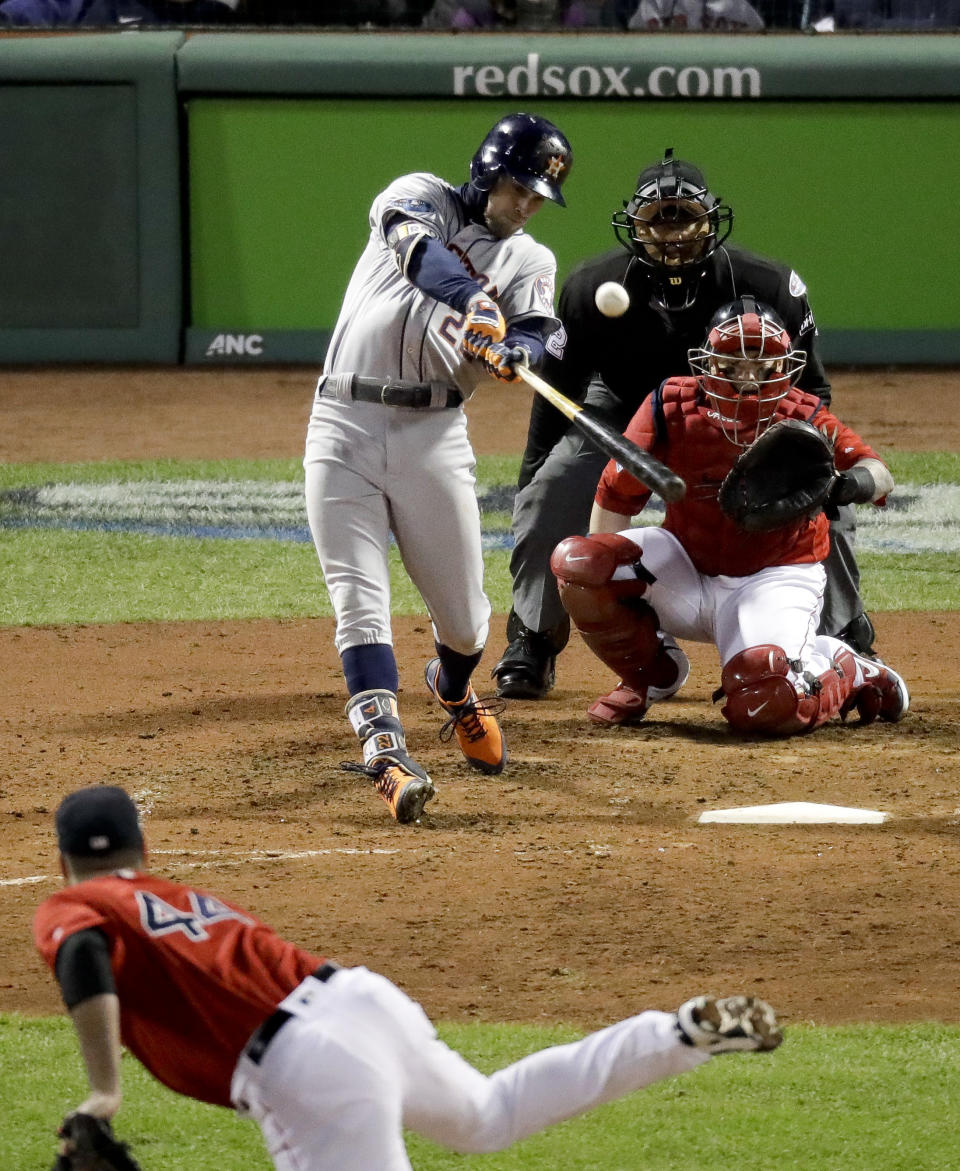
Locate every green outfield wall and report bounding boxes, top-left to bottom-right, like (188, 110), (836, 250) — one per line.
(1, 31), (959, 365)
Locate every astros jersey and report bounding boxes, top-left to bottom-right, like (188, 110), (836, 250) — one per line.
(323, 172), (558, 401)
(595, 380), (882, 577)
(34, 872), (323, 1106)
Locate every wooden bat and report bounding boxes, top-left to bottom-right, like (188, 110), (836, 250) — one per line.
(516, 366), (687, 503)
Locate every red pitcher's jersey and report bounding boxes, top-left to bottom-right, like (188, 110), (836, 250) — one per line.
(595, 379), (882, 578)
(34, 872), (324, 1107)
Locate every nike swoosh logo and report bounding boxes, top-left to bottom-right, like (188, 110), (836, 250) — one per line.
(747, 702), (769, 717)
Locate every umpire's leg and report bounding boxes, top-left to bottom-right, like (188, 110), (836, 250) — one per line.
(819, 505), (877, 655)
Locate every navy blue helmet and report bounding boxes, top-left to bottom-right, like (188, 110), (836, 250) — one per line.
(470, 113), (573, 207)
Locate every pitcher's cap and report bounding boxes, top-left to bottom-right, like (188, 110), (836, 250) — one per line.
(56, 786), (143, 856)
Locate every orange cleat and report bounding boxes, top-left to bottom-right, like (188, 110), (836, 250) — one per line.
(424, 658), (507, 775)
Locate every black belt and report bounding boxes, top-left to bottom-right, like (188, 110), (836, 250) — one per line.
(326, 375), (462, 410)
(243, 962), (340, 1066)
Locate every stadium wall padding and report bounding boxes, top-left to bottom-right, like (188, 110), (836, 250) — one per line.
(0, 32), (184, 362)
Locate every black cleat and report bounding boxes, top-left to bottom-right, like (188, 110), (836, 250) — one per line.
(492, 634), (556, 699)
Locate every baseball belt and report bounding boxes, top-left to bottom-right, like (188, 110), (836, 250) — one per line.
(319, 373), (463, 410)
(243, 961), (341, 1065)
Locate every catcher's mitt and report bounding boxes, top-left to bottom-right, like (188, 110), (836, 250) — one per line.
(52, 1114), (142, 1171)
(718, 418), (836, 533)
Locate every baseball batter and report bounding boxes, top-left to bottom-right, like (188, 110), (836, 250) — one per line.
(304, 112), (573, 823)
(36, 785), (784, 1170)
(551, 298), (909, 736)
(494, 148), (876, 703)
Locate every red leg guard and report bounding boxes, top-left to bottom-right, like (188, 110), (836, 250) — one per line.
(550, 534), (660, 686)
(720, 645), (856, 737)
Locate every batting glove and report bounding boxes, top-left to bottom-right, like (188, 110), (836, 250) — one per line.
(460, 294), (506, 360)
(476, 342), (528, 383)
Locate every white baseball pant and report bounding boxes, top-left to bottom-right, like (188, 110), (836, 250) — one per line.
(616, 526), (852, 683)
(304, 397), (491, 657)
(231, 966), (708, 1170)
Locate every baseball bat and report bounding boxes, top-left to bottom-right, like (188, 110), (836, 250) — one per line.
(516, 366), (687, 503)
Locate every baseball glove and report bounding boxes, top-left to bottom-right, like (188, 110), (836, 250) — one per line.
(51, 1114), (142, 1171)
(718, 418), (836, 533)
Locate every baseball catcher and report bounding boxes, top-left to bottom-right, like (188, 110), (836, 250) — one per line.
(52, 1113), (141, 1171)
(551, 297), (909, 738)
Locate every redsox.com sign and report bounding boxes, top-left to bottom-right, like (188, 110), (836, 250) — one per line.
(451, 53), (762, 99)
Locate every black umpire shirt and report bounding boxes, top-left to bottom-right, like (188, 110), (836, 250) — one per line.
(519, 243), (831, 489)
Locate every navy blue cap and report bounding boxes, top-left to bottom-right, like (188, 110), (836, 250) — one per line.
(56, 786), (143, 857)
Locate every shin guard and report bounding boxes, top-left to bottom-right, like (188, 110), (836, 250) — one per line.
(550, 534), (661, 686)
(720, 645), (856, 736)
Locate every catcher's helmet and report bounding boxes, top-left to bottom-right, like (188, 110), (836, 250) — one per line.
(612, 148), (733, 310)
(470, 113), (573, 207)
(688, 297), (807, 445)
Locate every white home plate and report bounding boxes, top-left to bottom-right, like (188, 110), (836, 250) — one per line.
(698, 801), (888, 825)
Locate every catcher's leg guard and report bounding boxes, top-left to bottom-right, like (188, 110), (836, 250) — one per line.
(551, 534), (661, 687)
(719, 645), (856, 736)
(587, 641), (691, 727)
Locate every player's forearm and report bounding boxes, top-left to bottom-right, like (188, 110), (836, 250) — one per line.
(405, 234), (484, 311)
(70, 993), (123, 1118)
(856, 457), (893, 501)
(831, 457), (893, 506)
(590, 503), (633, 534)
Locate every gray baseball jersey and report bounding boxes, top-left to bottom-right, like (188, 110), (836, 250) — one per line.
(305, 171), (559, 657)
(322, 172), (558, 400)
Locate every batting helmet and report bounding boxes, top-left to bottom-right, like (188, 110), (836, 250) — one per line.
(612, 148), (733, 309)
(687, 297), (806, 444)
(470, 113), (573, 207)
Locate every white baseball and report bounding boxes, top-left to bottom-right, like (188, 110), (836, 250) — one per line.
(595, 281), (630, 318)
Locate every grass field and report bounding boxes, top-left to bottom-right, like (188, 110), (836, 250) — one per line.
(4, 1014), (960, 1170)
(0, 451), (958, 625)
(3, 448), (959, 1169)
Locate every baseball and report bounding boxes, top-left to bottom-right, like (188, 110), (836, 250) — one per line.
(595, 281), (630, 318)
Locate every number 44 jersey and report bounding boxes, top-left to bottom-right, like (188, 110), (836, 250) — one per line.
(34, 871), (325, 1106)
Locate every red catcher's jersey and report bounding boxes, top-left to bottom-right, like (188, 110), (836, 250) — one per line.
(34, 872), (324, 1107)
(595, 379), (883, 578)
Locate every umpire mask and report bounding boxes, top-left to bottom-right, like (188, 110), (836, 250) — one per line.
(612, 149), (733, 311)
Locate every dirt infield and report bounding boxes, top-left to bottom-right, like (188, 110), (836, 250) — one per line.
(2, 367), (959, 1032)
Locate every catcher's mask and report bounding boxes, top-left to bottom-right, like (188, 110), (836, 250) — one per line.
(470, 112), (573, 207)
(688, 297), (807, 446)
(611, 148), (733, 311)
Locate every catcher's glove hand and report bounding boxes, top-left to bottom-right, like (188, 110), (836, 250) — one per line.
(718, 418), (836, 533)
(52, 1114), (142, 1171)
(460, 294), (506, 360)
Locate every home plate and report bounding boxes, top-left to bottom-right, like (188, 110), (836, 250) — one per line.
(698, 801), (888, 825)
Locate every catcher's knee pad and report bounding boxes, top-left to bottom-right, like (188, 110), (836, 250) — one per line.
(550, 534), (660, 683)
(720, 645), (819, 736)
